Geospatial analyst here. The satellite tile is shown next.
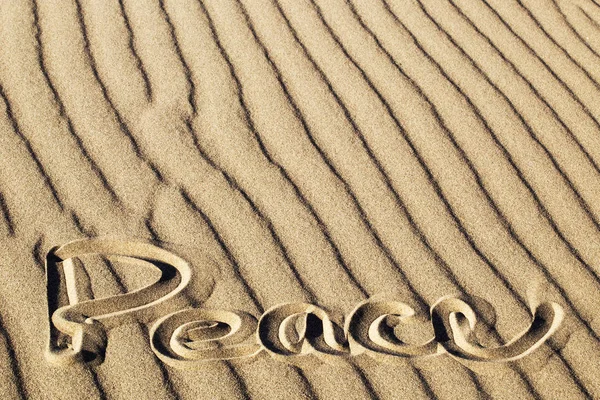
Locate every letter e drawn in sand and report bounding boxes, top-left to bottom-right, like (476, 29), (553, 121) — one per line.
(149, 308), (262, 369)
(430, 295), (564, 363)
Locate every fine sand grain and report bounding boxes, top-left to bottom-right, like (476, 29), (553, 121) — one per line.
(0, 0), (599, 398)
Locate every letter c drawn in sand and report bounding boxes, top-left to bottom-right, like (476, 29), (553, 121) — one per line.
(345, 300), (442, 362)
(45, 238), (192, 366)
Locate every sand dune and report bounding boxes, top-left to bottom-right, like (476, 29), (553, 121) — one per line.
(0, 0), (599, 398)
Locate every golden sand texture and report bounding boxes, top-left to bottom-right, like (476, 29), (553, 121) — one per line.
(0, 0), (599, 398)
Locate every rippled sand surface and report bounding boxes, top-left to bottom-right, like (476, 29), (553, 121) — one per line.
(1, 0), (600, 398)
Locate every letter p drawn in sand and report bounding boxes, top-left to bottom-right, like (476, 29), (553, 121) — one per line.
(45, 238), (192, 366)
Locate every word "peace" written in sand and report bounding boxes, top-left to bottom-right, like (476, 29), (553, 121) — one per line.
(45, 239), (563, 369)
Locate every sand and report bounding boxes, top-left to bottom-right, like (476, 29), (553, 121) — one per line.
(0, 0), (599, 398)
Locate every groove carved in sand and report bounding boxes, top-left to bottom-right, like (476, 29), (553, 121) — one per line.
(45, 238), (192, 366)
(46, 239), (564, 369)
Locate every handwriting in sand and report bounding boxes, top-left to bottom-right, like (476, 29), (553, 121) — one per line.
(46, 239), (563, 369)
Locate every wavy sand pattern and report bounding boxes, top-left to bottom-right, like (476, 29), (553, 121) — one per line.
(0, 0), (599, 398)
